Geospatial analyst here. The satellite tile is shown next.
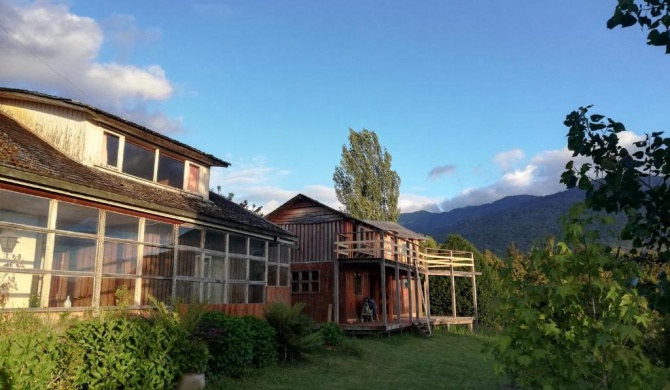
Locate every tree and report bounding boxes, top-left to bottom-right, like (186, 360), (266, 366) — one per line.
(333, 129), (401, 221)
(608, 0), (670, 53)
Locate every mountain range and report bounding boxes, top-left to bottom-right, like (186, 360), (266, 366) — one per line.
(398, 188), (624, 257)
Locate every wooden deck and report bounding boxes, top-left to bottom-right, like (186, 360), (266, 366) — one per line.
(432, 316), (476, 331)
(337, 319), (417, 335)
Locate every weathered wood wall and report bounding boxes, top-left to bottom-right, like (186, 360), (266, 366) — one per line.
(290, 262), (333, 323)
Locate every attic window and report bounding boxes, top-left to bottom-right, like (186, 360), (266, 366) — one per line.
(123, 142), (154, 181)
(101, 132), (120, 168)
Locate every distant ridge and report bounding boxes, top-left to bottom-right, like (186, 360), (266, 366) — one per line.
(398, 188), (594, 257)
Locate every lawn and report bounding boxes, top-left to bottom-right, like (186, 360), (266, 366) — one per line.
(207, 329), (507, 389)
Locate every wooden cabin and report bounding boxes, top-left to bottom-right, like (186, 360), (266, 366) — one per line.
(0, 88), (296, 316)
(267, 194), (480, 333)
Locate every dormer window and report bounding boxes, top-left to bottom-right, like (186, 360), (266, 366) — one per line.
(100, 130), (201, 194)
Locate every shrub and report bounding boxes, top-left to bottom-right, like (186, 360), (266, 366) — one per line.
(199, 311), (253, 378)
(242, 315), (277, 368)
(0, 313), (64, 390)
(320, 321), (344, 347)
(264, 301), (322, 361)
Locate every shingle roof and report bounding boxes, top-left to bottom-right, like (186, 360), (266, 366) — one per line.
(0, 111), (294, 240)
(362, 220), (426, 240)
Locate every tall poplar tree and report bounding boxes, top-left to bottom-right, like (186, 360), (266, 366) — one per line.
(333, 129), (401, 221)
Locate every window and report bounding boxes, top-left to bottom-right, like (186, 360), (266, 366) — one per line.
(99, 131), (201, 193)
(268, 243), (291, 287)
(291, 270), (319, 293)
(354, 273), (363, 296)
(0, 188), (272, 310)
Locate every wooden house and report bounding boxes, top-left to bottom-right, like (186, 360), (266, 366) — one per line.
(267, 194), (480, 333)
(0, 88), (295, 316)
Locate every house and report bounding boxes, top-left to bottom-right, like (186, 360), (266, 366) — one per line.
(0, 88), (295, 316)
(267, 193), (480, 333)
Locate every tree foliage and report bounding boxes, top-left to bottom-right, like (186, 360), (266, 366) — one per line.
(561, 106), (670, 259)
(489, 206), (655, 388)
(333, 129), (401, 221)
(608, 0), (670, 53)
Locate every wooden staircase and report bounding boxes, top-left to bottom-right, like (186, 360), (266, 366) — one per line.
(412, 319), (432, 338)
(411, 256), (432, 338)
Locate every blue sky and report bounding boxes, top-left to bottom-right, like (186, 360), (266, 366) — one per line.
(1, 1), (669, 213)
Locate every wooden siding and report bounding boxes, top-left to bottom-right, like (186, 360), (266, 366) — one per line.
(277, 221), (353, 263)
(290, 262), (333, 323)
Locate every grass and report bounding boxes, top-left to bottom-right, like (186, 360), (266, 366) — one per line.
(206, 328), (508, 389)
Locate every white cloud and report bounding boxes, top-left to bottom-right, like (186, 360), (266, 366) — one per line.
(0, 0), (181, 133)
(427, 164), (456, 180)
(493, 148), (524, 171)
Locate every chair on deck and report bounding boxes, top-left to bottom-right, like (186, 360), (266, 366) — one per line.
(361, 297), (375, 322)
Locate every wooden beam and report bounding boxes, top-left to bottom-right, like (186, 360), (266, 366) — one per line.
(333, 258), (339, 323)
(394, 236), (400, 323)
(450, 263), (456, 318)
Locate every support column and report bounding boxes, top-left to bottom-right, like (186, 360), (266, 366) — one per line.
(334, 259), (339, 323)
(450, 263), (457, 318)
(394, 237), (400, 323)
(471, 264), (478, 325)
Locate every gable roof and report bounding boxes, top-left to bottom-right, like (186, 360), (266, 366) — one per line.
(0, 87), (230, 168)
(0, 110), (294, 241)
(268, 193), (425, 240)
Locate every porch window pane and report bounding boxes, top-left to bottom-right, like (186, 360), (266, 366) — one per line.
(178, 227), (201, 248)
(157, 154), (184, 189)
(250, 239), (265, 257)
(229, 235), (246, 254)
(227, 283), (246, 304)
(102, 242), (138, 274)
(99, 278), (135, 306)
(123, 142), (155, 181)
(56, 202), (98, 234)
(205, 230), (226, 252)
(142, 247), (173, 277)
(279, 246), (290, 264)
(203, 255), (225, 280)
(0, 189), (50, 228)
(177, 250), (200, 277)
(141, 278), (172, 305)
(176, 281), (200, 304)
(105, 212), (139, 240)
(48, 275), (94, 308)
(249, 285), (264, 304)
(144, 220), (173, 245)
(53, 235), (97, 273)
(228, 257), (246, 280)
(279, 267), (289, 287)
(267, 264), (278, 286)
(203, 282), (224, 304)
(249, 260), (265, 282)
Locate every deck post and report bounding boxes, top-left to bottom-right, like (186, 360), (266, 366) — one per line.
(394, 237), (401, 323)
(414, 251), (421, 319)
(408, 243), (413, 322)
(450, 263), (457, 318)
(380, 230), (387, 327)
(471, 260), (478, 325)
(334, 257), (339, 323)
(425, 266), (431, 320)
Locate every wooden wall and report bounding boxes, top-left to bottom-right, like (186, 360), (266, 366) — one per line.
(290, 262), (333, 323)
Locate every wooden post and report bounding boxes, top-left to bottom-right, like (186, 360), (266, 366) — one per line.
(408, 246), (413, 322)
(471, 262), (478, 325)
(394, 237), (400, 323)
(450, 263), (457, 318)
(334, 255), (339, 323)
(380, 230), (387, 327)
(414, 249), (421, 318)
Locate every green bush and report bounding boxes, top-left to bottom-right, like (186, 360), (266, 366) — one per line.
(199, 311), (253, 378)
(264, 301), (322, 361)
(64, 316), (179, 389)
(320, 321), (344, 347)
(242, 315), (277, 368)
(0, 314), (64, 390)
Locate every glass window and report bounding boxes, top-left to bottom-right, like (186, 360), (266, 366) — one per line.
(267, 264), (278, 286)
(203, 255), (225, 280)
(229, 235), (246, 254)
(144, 220), (173, 246)
(203, 282), (224, 304)
(102, 132), (120, 168)
(228, 257), (247, 280)
(141, 278), (171, 305)
(177, 250), (200, 277)
(279, 246), (290, 264)
(248, 285), (264, 304)
(123, 142), (155, 181)
(354, 273), (362, 296)
(250, 239), (265, 257)
(142, 247), (173, 277)
(0, 189), (50, 228)
(178, 227), (201, 248)
(279, 267), (289, 287)
(56, 202), (99, 235)
(49, 275), (94, 308)
(53, 235), (97, 273)
(176, 280), (200, 304)
(157, 154), (184, 189)
(102, 242), (137, 274)
(99, 278), (135, 306)
(105, 212), (139, 240)
(249, 260), (265, 282)
(187, 164), (200, 193)
(227, 283), (246, 304)
(291, 270), (319, 293)
(205, 230), (226, 252)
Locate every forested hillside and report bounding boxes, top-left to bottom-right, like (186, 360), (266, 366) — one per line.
(399, 188), (625, 256)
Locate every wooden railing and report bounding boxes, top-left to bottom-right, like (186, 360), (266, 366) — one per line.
(335, 232), (476, 274)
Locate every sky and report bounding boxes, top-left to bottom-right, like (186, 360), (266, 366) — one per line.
(1, 0), (669, 214)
